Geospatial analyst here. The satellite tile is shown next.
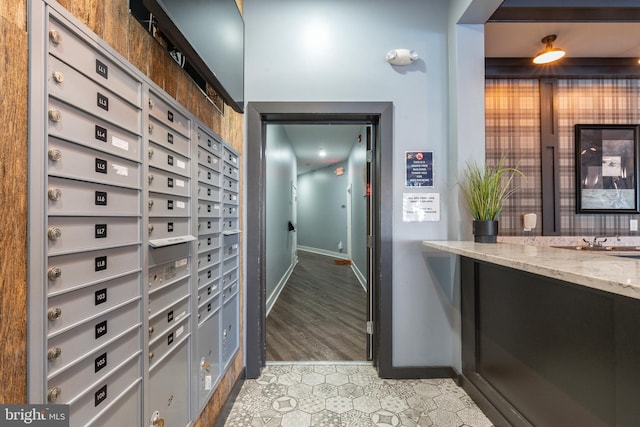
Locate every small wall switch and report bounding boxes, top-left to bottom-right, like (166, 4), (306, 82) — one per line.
(631, 219), (638, 231)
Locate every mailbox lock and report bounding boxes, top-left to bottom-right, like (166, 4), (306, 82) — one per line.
(148, 98), (154, 109)
(48, 30), (62, 44)
(148, 200), (154, 209)
(148, 225), (154, 233)
(47, 227), (62, 241)
(150, 411), (164, 427)
(148, 174), (154, 184)
(149, 352), (154, 360)
(52, 71), (64, 83)
(48, 109), (62, 122)
(148, 123), (154, 133)
(47, 188), (62, 201)
(148, 326), (154, 334)
(47, 387), (62, 402)
(148, 148), (154, 159)
(47, 347), (62, 361)
(47, 267), (62, 281)
(47, 149), (62, 162)
(201, 358), (210, 373)
(47, 307), (62, 321)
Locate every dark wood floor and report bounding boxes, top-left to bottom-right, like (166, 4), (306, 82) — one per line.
(266, 250), (368, 361)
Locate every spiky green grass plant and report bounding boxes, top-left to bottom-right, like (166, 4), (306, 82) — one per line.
(460, 157), (524, 221)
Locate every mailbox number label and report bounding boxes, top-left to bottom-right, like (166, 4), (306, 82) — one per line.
(95, 191), (107, 206)
(168, 222), (174, 232)
(167, 310), (174, 323)
(95, 256), (107, 272)
(168, 177), (174, 188)
(95, 288), (107, 305)
(167, 133), (173, 144)
(94, 352), (107, 373)
(167, 200), (174, 210)
(94, 385), (107, 407)
(95, 59), (108, 79)
(95, 125), (107, 142)
(97, 93), (109, 111)
(168, 155), (174, 166)
(168, 333), (174, 345)
(95, 223), (107, 239)
(95, 320), (107, 339)
(167, 111), (174, 122)
(95, 158), (107, 174)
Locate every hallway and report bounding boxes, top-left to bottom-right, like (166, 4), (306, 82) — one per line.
(267, 251), (367, 361)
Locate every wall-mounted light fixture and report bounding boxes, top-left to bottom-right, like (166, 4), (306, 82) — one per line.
(386, 49), (418, 66)
(533, 35), (566, 64)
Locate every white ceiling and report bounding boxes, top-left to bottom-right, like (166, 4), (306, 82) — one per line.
(280, 124), (363, 175)
(485, 22), (640, 58)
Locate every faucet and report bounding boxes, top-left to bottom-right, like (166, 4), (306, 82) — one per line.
(583, 236), (607, 248)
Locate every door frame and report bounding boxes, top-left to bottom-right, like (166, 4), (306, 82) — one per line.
(346, 183), (352, 261)
(245, 102), (393, 378)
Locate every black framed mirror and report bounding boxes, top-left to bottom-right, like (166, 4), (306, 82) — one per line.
(575, 124), (640, 214)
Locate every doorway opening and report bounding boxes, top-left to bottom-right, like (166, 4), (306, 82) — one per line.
(264, 123), (370, 362)
(245, 102), (393, 379)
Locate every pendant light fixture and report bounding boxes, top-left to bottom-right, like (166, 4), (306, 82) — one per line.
(533, 35), (566, 64)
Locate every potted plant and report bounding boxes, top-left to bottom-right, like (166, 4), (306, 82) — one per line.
(460, 156), (524, 243)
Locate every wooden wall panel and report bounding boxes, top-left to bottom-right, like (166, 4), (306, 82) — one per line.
(164, 55), (180, 99)
(128, 19), (151, 76)
(148, 38), (168, 90)
(1, 0), (27, 29)
(3, 0), (244, 420)
(103, 0), (129, 58)
(70, 0), (104, 37)
(0, 14), (28, 404)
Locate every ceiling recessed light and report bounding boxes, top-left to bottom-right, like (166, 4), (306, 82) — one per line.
(318, 149), (327, 157)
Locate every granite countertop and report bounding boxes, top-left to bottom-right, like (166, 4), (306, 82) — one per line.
(422, 241), (640, 300)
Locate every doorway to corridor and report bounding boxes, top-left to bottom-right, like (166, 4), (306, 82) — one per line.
(264, 123), (371, 361)
(245, 102), (394, 379)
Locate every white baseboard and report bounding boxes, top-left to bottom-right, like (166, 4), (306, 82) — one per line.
(297, 245), (349, 259)
(351, 262), (367, 292)
(266, 258), (297, 316)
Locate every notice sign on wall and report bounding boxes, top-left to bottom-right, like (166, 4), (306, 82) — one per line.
(405, 151), (433, 187)
(403, 193), (440, 222)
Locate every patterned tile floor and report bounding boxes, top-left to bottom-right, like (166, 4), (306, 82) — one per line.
(224, 362), (494, 427)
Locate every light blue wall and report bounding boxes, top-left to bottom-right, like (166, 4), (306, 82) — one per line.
(297, 162), (349, 254)
(265, 125), (297, 301)
(245, 0), (492, 368)
(348, 127), (368, 282)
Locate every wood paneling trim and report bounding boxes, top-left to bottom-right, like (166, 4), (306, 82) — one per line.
(0, 15), (28, 404)
(193, 352), (244, 426)
(539, 79), (561, 236)
(489, 7), (640, 22)
(486, 57), (640, 79)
